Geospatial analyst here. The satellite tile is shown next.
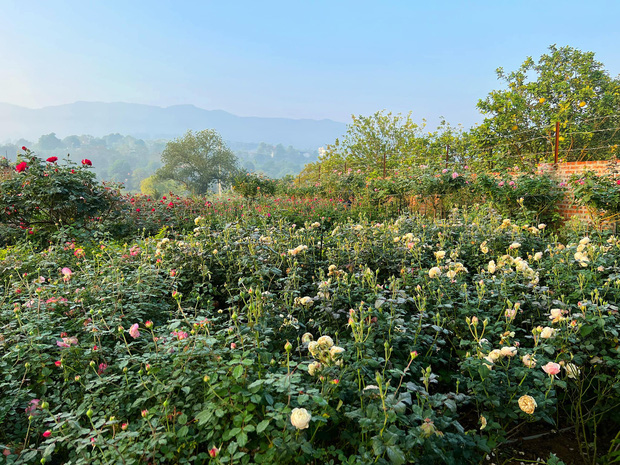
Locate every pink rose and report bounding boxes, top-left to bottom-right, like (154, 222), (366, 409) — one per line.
(128, 323), (140, 339)
(25, 399), (40, 415)
(542, 362), (561, 376)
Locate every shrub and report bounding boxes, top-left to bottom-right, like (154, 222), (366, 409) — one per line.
(0, 151), (115, 245)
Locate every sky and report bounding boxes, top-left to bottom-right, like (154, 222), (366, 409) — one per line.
(1, 0), (620, 129)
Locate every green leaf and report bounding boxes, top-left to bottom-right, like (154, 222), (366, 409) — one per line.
(386, 445), (406, 465)
(256, 419), (270, 433)
(233, 365), (244, 379)
(237, 431), (248, 448)
(580, 325), (594, 337)
(195, 410), (213, 425)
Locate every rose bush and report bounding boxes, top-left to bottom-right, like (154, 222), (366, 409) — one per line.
(0, 189), (619, 464)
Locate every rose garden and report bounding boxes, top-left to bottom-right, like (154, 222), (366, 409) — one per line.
(0, 146), (619, 465)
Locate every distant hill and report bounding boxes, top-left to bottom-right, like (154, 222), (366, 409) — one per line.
(0, 102), (346, 149)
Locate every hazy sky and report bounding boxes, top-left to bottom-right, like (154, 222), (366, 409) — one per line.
(2, 0), (619, 128)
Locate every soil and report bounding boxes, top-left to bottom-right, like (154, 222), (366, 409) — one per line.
(483, 427), (612, 465)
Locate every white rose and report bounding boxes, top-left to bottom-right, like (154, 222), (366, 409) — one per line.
(428, 267), (441, 278)
(290, 408), (312, 430)
(308, 341), (319, 356)
(549, 308), (564, 323)
(330, 346), (345, 358)
(317, 335), (334, 348)
(488, 349), (502, 361)
(540, 327), (556, 339)
(534, 252), (543, 261)
(522, 354), (536, 368)
(308, 361), (321, 376)
(488, 261), (496, 274)
(564, 363), (580, 379)
(500, 346), (517, 357)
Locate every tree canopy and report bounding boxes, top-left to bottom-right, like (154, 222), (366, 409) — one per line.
(474, 45), (620, 168)
(155, 129), (239, 195)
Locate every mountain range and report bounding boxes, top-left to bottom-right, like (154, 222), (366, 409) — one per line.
(0, 102), (347, 149)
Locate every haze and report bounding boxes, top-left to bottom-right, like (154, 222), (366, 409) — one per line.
(1, 0), (620, 128)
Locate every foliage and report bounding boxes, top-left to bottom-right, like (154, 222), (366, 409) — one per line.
(571, 170), (620, 217)
(476, 171), (564, 224)
(139, 175), (187, 198)
(475, 45), (620, 169)
(1, 195), (620, 463)
(306, 111), (426, 178)
(0, 151), (115, 245)
(232, 173), (277, 199)
(155, 129), (240, 195)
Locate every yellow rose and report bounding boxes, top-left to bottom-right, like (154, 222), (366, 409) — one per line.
(518, 395), (537, 414)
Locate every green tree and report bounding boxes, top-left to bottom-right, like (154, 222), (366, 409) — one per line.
(37, 132), (63, 150)
(140, 175), (186, 198)
(476, 45), (620, 169)
(329, 111), (425, 176)
(156, 129), (239, 195)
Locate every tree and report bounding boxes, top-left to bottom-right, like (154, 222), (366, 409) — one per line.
(156, 129), (239, 195)
(475, 45), (620, 168)
(327, 111), (426, 176)
(37, 133), (63, 150)
(140, 175), (186, 198)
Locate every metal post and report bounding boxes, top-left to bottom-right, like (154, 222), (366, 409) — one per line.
(554, 121), (560, 165)
(383, 153), (386, 178)
(344, 162), (347, 173)
(318, 164), (321, 182)
(445, 145), (449, 168)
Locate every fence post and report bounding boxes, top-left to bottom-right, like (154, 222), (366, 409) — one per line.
(445, 145), (449, 168)
(383, 153), (386, 178)
(554, 121), (560, 165)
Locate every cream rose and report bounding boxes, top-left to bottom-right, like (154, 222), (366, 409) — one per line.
(290, 408), (312, 430)
(428, 267), (441, 278)
(317, 335), (334, 349)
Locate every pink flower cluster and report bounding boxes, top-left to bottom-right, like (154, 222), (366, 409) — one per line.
(57, 336), (78, 348)
(171, 330), (189, 340)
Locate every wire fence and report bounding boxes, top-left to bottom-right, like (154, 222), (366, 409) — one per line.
(302, 116), (620, 181)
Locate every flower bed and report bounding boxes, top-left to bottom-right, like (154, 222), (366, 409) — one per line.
(1, 203), (619, 464)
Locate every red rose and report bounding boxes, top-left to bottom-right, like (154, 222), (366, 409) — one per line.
(81, 159), (92, 166)
(21, 146), (27, 151)
(136, 208), (140, 212)
(46, 157), (58, 163)
(15, 162), (28, 172)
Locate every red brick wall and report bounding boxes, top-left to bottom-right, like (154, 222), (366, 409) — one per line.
(0, 167), (12, 182)
(539, 160), (619, 222)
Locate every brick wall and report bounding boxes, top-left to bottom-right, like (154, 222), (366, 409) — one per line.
(0, 167), (12, 182)
(539, 160), (620, 222)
